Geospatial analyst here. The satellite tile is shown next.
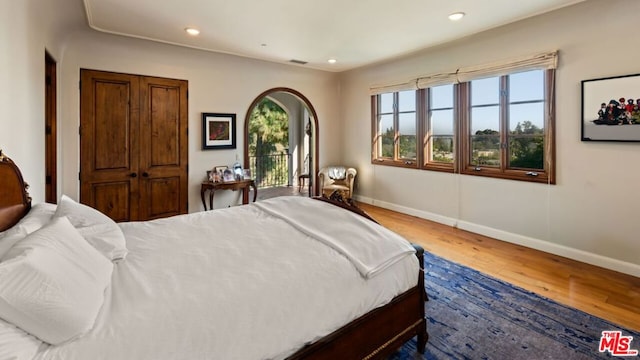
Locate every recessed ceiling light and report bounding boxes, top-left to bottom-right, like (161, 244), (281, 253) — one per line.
(448, 12), (465, 21)
(328, 58), (337, 64)
(185, 27), (200, 36)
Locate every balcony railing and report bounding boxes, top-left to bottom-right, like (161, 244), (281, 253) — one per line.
(249, 152), (291, 188)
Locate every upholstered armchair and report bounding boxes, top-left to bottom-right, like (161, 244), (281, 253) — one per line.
(318, 166), (357, 200)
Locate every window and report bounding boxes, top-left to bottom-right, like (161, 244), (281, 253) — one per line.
(468, 77), (501, 167)
(372, 63), (555, 184)
(508, 70), (545, 170)
(372, 90), (418, 166)
(425, 84), (455, 171)
(461, 69), (553, 183)
(378, 93), (394, 158)
(398, 91), (417, 160)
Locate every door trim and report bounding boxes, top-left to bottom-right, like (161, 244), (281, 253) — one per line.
(45, 51), (57, 204)
(243, 87), (320, 196)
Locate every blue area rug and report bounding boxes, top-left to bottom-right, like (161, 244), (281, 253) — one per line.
(389, 252), (640, 359)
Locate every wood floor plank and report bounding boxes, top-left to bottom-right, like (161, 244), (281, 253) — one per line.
(358, 203), (640, 332)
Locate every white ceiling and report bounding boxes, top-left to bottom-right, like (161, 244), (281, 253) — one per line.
(82, 0), (585, 72)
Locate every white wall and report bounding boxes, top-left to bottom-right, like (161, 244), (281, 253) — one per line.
(0, 0), (83, 203)
(4, 0), (638, 276)
(59, 29), (340, 211)
(0, 0), (338, 212)
(340, 0), (640, 276)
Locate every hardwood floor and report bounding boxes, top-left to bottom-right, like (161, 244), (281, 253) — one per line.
(358, 203), (640, 332)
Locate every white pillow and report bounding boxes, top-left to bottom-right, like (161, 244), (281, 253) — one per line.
(0, 203), (57, 258)
(0, 318), (42, 360)
(0, 216), (113, 345)
(53, 195), (128, 261)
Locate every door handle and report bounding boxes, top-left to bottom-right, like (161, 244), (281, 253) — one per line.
(129, 172), (137, 178)
(142, 172), (149, 178)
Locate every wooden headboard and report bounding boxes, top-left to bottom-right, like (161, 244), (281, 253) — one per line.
(0, 151), (31, 232)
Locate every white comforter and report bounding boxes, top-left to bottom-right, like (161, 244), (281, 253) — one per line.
(33, 197), (419, 360)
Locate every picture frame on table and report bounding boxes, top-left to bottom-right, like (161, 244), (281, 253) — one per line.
(202, 113), (236, 149)
(581, 73), (640, 142)
(222, 169), (235, 182)
(210, 166), (228, 183)
(242, 169), (252, 180)
(214, 166), (228, 174)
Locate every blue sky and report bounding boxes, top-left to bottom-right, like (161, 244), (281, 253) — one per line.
(470, 70), (544, 133)
(379, 69), (545, 135)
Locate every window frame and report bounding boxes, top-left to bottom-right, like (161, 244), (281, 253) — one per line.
(371, 69), (556, 184)
(459, 69), (555, 184)
(422, 85), (457, 173)
(370, 91), (420, 169)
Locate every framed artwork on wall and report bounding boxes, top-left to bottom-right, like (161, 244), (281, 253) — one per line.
(202, 113), (237, 149)
(581, 73), (640, 142)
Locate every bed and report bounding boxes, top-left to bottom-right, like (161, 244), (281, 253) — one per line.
(0, 152), (427, 360)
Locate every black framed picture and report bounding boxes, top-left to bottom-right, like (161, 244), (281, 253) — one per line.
(202, 113), (236, 149)
(581, 73), (640, 142)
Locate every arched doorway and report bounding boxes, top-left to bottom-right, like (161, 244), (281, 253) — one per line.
(244, 88), (319, 198)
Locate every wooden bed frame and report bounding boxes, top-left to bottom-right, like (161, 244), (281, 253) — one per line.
(0, 151), (32, 232)
(0, 153), (428, 359)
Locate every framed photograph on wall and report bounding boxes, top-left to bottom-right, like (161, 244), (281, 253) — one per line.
(202, 113), (236, 149)
(581, 73), (640, 142)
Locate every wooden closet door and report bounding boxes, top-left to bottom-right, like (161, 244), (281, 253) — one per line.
(138, 76), (188, 220)
(80, 70), (140, 222)
(80, 69), (188, 222)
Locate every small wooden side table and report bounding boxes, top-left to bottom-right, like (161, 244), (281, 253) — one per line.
(201, 179), (257, 210)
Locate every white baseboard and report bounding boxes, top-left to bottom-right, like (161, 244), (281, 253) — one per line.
(356, 195), (458, 227)
(355, 195), (640, 278)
